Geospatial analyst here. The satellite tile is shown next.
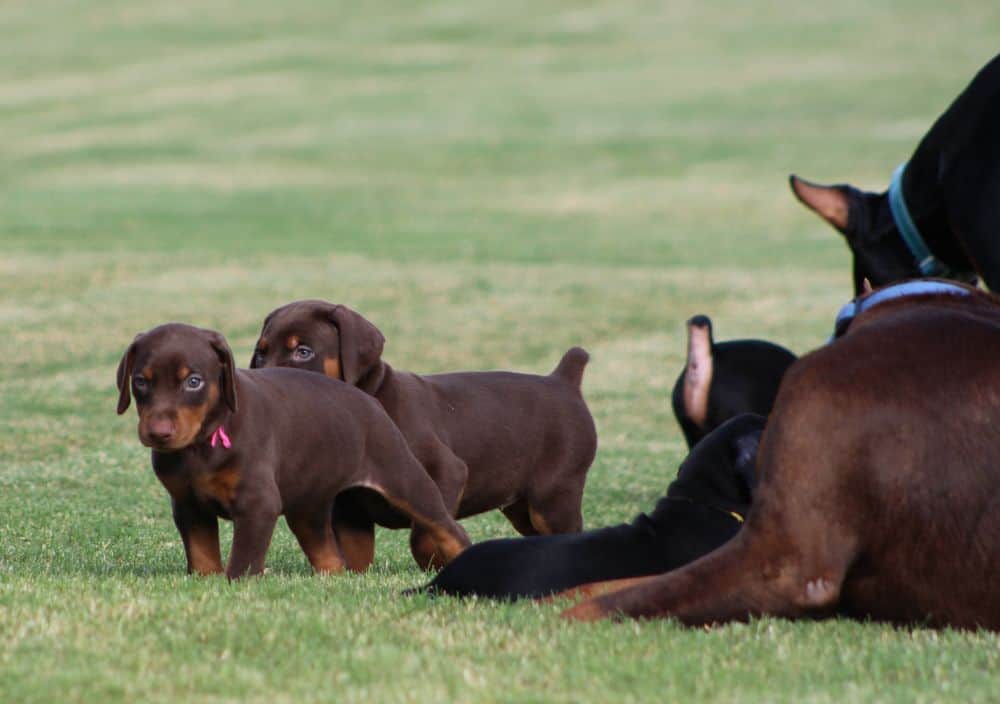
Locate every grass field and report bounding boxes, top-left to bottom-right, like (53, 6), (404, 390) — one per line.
(3, 1), (1000, 701)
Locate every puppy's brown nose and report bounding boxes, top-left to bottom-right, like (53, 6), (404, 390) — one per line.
(147, 418), (176, 443)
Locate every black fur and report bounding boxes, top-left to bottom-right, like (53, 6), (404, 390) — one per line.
(419, 414), (765, 600)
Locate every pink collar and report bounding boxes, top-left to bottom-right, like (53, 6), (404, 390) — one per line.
(210, 425), (232, 449)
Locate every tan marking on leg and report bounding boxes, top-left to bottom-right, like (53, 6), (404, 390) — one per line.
(187, 523), (223, 575)
(288, 513), (345, 574)
(323, 356), (342, 380)
(528, 506), (553, 535)
(305, 542), (345, 574)
(546, 574), (661, 603)
(357, 483), (468, 566)
(683, 322), (713, 428)
(410, 528), (444, 570)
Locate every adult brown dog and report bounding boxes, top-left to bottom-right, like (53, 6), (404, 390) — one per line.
(116, 323), (470, 579)
(564, 283), (1000, 630)
(250, 300), (598, 569)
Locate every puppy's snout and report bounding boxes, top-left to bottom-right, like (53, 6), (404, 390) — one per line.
(146, 417), (177, 444)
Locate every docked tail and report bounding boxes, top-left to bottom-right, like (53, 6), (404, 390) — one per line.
(551, 346), (590, 388)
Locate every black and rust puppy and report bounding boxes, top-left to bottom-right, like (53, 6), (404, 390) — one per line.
(790, 53), (1000, 292)
(116, 323), (470, 579)
(565, 283), (1000, 630)
(250, 301), (598, 570)
(420, 414), (764, 600)
(672, 315), (796, 448)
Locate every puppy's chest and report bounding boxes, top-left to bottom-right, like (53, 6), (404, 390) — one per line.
(191, 464), (242, 512)
(158, 462), (243, 517)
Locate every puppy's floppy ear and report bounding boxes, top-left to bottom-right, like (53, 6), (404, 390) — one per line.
(115, 335), (142, 415)
(328, 304), (385, 385)
(207, 331), (238, 412)
(249, 310), (275, 369)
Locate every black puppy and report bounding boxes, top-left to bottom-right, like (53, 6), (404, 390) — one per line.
(672, 315), (795, 448)
(420, 414), (764, 601)
(790, 53), (1000, 293)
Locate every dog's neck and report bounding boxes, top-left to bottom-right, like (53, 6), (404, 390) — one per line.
(892, 152), (976, 279)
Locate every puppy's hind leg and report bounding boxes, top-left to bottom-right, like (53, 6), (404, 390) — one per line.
(331, 493), (376, 573)
(526, 479), (585, 535)
(409, 443), (470, 569)
(287, 508), (345, 574)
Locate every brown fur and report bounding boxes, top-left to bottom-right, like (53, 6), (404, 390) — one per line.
(565, 285), (1000, 630)
(116, 323), (470, 578)
(251, 300), (598, 569)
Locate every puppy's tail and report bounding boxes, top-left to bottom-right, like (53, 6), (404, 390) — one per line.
(551, 346), (590, 389)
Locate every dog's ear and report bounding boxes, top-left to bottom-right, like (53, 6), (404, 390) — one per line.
(248, 310), (275, 369)
(115, 335), (142, 415)
(731, 427), (764, 493)
(207, 331), (238, 412)
(789, 174), (852, 233)
(328, 305), (385, 385)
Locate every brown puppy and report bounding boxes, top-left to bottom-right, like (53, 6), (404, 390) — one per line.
(564, 283), (1000, 630)
(251, 300), (598, 569)
(116, 323), (470, 579)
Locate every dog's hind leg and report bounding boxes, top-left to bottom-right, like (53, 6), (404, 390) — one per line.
(563, 515), (855, 624)
(409, 443), (470, 569)
(331, 494), (376, 572)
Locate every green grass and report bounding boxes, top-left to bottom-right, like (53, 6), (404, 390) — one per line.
(2, 1), (999, 701)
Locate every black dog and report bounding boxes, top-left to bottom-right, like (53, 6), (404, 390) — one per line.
(420, 414), (764, 600)
(790, 52), (1000, 293)
(672, 315), (795, 448)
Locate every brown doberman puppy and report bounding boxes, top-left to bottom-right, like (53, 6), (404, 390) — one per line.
(564, 282), (1000, 630)
(116, 323), (470, 579)
(250, 300), (598, 569)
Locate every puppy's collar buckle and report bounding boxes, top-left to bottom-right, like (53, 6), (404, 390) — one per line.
(210, 425), (232, 449)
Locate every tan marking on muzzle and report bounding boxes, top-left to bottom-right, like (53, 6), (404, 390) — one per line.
(323, 357), (342, 380)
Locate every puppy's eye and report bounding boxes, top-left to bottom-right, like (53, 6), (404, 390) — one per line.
(185, 375), (204, 391)
(133, 376), (149, 392)
(293, 345), (314, 362)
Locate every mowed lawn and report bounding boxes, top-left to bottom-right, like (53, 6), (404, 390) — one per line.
(2, 1), (1000, 701)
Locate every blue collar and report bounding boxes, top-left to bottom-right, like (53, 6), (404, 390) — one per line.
(888, 163), (952, 277)
(832, 280), (972, 339)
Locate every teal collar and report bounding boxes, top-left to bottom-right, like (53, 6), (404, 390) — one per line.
(888, 163), (952, 277)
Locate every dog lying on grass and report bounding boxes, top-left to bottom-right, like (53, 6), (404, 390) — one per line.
(418, 413), (763, 600)
(116, 323), (470, 578)
(564, 281), (1000, 630)
(250, 300), (598, 569)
